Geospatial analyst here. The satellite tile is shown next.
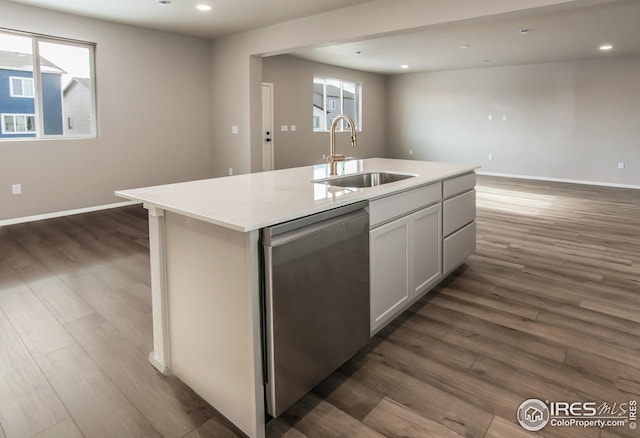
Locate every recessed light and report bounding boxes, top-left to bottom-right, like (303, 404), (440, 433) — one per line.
(196, 4), (212, 11)
(519, 28), (531, 34)
(599, 44), (613, 51)
(481, 59), (492, 63)
(459, 44), (470, 49)
(355, 51), (362, 55)
(400, 64), (409, 69)
(157, 0), (171, 5)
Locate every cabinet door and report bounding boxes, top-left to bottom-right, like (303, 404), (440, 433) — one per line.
(409, 203), (442, 297)
(370, 217), (409, 334)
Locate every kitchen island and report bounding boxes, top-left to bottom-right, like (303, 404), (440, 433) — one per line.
(116, 158), (479, 438)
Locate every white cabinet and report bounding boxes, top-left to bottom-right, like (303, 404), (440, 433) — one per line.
(370, 217), (410, 333)
(368, 172), (476, 335)
(442, 173), (476, 275)
(370, 195), (442, 334)
(410, 203), (442, 295)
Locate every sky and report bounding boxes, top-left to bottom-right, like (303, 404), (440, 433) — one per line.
(0, 32), (91, 84)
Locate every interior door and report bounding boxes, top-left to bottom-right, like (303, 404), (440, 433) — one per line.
(261, 83), (274, 171)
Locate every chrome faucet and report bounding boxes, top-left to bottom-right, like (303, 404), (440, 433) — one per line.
(328, 114), (357, 175)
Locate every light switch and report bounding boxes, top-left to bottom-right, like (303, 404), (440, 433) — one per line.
(488, 115), (493, 121)
(290, 125), (296, 132)
(280, 125), (288, 132)
(502, 115), (507, 121)
(231, 125), (238, 134)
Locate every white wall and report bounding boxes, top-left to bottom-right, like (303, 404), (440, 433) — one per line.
(262, 55), (386, 169)
(0, 0), (211, 220)
(386, 56), (640, 187)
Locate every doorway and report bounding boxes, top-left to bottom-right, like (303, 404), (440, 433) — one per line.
(262, 83), (274, 171)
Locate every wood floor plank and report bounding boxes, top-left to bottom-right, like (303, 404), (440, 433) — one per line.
(0, 311), (69, 438)
(362, 397), (464, 438)
(579, 298), (640, 324)
(483, 416), (536, 438)
(183, 417), (245, 438)
(265, 418), (309, 438)
(36, 343), (162, 438)
(343, 349), (494, 437)
(61, 273), (153, 350)
(279, 393), (385, 438)
(65, 313), (211, 438)
(0, 283), (76, 358)
(564, 349), (640, 394)
(31, 418), (84, 438)
(311, 367), (384, 421)
(26, 276), (94, 324)
(419, 304), (568, 364)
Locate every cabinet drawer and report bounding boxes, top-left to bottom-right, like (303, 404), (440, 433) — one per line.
(443, 173), (476, 199)
(443, 189), (476, 236)
(443, 221), (476, 275)
(369, 183), (441, 228)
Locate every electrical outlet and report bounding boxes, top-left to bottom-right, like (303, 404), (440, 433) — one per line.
(502, 115), (507, 121)
(229, 167), (233, 176)
(488, 154), (493, 161)
(409, 149), (413, 155)
(12, 184), (21, 195)
(488, 115), (493, 121)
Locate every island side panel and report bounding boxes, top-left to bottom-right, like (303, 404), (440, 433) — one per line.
(164, 212), (265, 438)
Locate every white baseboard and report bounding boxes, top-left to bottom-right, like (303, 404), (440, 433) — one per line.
(0, 200), (142, 227)
(475, 171), (640, 190)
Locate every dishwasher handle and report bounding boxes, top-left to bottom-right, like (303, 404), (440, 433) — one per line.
(264, 208), (368, 247)
(262, 201), (368, 247)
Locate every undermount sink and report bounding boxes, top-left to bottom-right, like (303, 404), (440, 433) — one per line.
(314, 172), (416, 188)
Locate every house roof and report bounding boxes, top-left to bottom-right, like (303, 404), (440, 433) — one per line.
(0, 50), (65, 74)
(63, 77), (90, 94)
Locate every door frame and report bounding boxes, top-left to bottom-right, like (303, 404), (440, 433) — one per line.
(261, 82), (274, 171)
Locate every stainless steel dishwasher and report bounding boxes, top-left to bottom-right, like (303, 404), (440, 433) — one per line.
(261, 201), (370, 418)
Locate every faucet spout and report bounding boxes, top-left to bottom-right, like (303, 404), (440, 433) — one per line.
(328, 114), (357, 175)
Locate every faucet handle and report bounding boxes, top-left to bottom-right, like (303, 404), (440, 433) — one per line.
(327, 154), (346, 164)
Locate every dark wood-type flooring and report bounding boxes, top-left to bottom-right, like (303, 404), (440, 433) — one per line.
(0, 175), (638, 438)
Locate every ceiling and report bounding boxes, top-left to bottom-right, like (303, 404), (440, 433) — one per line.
(7, 0), (373, 38)
(291, 0), (640, 74)
(8, 0), (640, 74)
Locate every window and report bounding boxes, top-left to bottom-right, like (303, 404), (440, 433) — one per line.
(10, 77), (34, 97)
(2, 113), (36, 134)
(0, 29), (96, 139)
(313, 77), (361, 132)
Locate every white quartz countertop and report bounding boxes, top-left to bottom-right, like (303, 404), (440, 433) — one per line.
(115, 158), (479, 232)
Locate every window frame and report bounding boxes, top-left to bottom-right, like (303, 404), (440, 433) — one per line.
(313, 76), (362, 133)
(2, 113), (36, 134)
(0, 28), (98, 140)
(9, 76), (35, 98)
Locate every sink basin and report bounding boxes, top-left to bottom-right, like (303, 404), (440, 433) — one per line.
(314, 172), (416, 188)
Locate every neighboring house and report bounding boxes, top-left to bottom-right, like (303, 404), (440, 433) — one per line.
(63, 78), (92, 135)
(0, 50), (64, 138)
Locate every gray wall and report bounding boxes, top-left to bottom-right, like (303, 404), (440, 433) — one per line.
(0, 0), (211, 220)
(262, 55), (386, 169)
(387, 56), (640, 187)
(208, 0), (567, 178)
